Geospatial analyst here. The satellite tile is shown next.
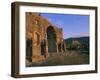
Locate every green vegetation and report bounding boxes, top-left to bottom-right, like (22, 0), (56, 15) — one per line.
(65, 37), (89, 54)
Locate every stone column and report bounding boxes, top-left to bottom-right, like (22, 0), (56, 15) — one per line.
(61, 42), (63, 53)
(45, 40), (49, 58)
(32, 33), (44, 62)
(56, 42), (59, 53)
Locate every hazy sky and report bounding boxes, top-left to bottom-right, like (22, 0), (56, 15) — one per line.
(41, 13), (89, 39)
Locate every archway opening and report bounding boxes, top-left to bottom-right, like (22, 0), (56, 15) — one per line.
(26, 38), (32, 62)
(41, 40), (46, 57)
(58, 43), (62, 52)
(47, 26), (57, 53)
(62, 42), (65, 52)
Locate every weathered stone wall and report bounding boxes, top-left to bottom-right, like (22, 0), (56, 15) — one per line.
(26, 12), (66, 62)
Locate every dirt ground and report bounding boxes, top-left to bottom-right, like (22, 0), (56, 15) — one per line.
(26, 51), (89, 67)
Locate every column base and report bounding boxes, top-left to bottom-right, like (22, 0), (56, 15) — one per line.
(32, 55), (45, 63)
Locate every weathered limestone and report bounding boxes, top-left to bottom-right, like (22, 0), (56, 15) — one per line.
(26, 12), (66, 62)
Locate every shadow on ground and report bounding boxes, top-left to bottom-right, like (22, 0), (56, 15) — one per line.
(26, 51), (89, 67)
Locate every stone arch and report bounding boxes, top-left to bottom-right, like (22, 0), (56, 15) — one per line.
(47, 26), (57, 53)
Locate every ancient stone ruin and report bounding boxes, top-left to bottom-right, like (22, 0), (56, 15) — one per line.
(26, 12), (66, 63)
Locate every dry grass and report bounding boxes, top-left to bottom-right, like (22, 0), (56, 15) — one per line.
(26, 51), (89, 67)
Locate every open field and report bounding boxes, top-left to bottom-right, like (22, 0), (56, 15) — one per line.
(26, 51), (89, 67)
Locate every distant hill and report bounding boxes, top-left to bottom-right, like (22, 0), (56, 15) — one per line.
(64, 36), (89, 45)
(64, 36), (89, 54)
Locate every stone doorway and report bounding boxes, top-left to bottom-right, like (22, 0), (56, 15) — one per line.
(26, 38), (32, 62)
(41, 40), (46, 57)
(58, 43), (62, 52)
(47, 26), (57, 53)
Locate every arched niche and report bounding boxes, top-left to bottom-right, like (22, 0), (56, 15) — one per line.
(26, 38), (32, 62)
(47, 26), (57, 53)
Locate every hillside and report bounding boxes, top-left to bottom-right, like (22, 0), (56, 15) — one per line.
(64, 36), (89, 45)
(64, 36), (89, 54)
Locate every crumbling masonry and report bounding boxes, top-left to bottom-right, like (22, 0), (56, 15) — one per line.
(26, 13), (66, 62)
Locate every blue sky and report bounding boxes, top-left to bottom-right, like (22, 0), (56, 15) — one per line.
(41, 13), (89, 39)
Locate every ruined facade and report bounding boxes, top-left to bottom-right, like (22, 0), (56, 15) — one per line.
(26, 13), (66, 62)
